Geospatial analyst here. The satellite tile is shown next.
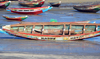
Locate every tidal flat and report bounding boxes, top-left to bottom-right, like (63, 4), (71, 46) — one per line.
(0, 1), (100, 59)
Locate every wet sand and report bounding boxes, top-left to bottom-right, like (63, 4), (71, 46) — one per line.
(46, 0), (100, 3)
(0, 39), (100, 59)
(0, 53), (100, 59)
(0, 1), (100, 59)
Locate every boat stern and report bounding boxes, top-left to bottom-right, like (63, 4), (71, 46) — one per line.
(5, 1), (11, 7)
(42, 6), (53, 12)
(6, 7), (11, 12)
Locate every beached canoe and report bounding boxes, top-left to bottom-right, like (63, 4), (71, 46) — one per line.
(50, 1), (61, 7)
(0, 1), (11, 8)
(19, 0), (45, 7)
(3, 15), (28, 21)
(2, 21), (100, 41)
(6, 6), (52, 15)
(73, 4), (100, 13)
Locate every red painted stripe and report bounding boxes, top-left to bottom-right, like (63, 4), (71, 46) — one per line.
(11, 10), (43, 15)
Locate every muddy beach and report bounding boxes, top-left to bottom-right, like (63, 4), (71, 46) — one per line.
(0, 1), (100, 59)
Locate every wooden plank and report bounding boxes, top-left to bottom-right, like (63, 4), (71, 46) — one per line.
(32, 25), (35, 34)
(83, 25), (86, 34)
(96, 25), (98, 31)
(63, 24), (65, 35)
(42, 25), (44, 35)
(69, 24), (71, 35)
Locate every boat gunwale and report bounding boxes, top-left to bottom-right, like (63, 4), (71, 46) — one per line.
(10, 22), (100, 27)
(7, 6), (49, 10)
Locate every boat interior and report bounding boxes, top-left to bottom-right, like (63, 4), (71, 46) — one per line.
(10, 23), (100, 35)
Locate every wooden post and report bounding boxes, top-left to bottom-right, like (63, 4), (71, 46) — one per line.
(42, 25), (44, 35)
(69, 24), (71, 35)
(96, 25), (98, 31)
(83, 25), (85, 34)
(32, 25), (35, 34)
(63, 24), (65, 35)
(24, 25), (26, 32)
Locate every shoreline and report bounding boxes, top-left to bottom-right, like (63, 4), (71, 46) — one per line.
(0, 52), (100, 59)
(11, 0), (100, 3)
(10, 1), (100, 7)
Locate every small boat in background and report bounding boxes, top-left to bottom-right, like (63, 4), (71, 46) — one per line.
(19, 0), (45, 7)
(2, 21), (100, 41)
(0, 1), (11, 8)
(50, 1), (61, 7)
(3, 15), (28, 21)
(6, 6), (52, 15)
(73, 4), (100, 13)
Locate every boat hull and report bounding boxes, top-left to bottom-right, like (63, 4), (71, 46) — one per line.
(7, 6), (52, 15)
(50, 1), (61, 7)
(11, 10), (43, 15)
(2, 28), (100, 41)
(0, 5), (8, 8)
(50, 3), (60, 7)
(2, 21), (100, 41)
(73, 7), (99, 13)
(0, 1), (11, 9)
(3, 15), (28, 21)
(19, 1), (45, 7)
(73, 5), (100, 13)
(5, 18), (23, 21)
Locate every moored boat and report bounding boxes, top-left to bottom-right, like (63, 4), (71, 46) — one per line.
(6, 6), (52, 15)
(2, 21), (100, 41)
(50, 1), (61, 7)
(0, 1), (11, 8)
(19, 0), (45, 7)
(73, 4), (100, 13)
(3, 15), (28, 21)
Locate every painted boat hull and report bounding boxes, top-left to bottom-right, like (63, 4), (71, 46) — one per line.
(11, 10), (43, 15)
(19, 1), (45, 7)
(0, 1), (11, 9)
(3, 15), (28, 21)
(2, 28), (100, 41)
(2, 21), (100, 41)
(73, 7), (99, 13)
(7, 6), (52, 15)
(73, 5), (100, 13)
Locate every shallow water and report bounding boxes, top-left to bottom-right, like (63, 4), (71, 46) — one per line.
(0, 1), (100, 55)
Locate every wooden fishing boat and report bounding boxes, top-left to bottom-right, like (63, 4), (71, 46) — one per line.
(73, 4), (100, 13)
(6, 6), (52, 15)
(2, 21), (100, 41)
(3, 15), (28, 21)
(0, 1), (11, 8)
(19, 0), (45, 7)
(50, 1), (61, 7)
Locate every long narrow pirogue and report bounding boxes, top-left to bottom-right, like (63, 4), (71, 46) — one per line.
(50, 1), (61, 7)
(3, 15), (28, 21)
(73, 4), (100, 13)
(6, 6), (52, 15)
(2, 21), (100, 41)
(19, 0), (45, 7)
